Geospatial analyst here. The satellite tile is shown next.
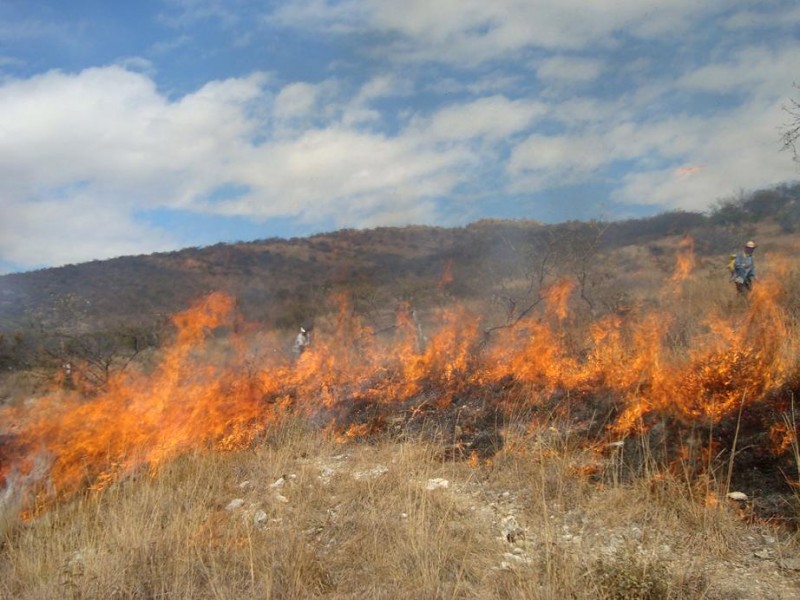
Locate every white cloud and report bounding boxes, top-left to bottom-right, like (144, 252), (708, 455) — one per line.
(603, 118), (702, 163)
(414, 95), (547, 143)
(0, 196), (176, 268)
(615, 99), (799, 210)
(149, 34), (192, 55)
(219, 126), (472, 225)
(274, 81), (321, 121)
(507, 96), (798, 208)
(354, 74), (409, 103)
(115, 56), (156, 75)
(426, 74), (523, 96)
(0, 18), (74, 44)
(724, 5), (800, 30)
(160, 0), (242, 27)
(273, 76), (410, 130)
(626, 44), (800, 209)
(0, 55), (25, 69)
(548, 97), (621, 126)
(506, 40), (800, 206)
(536, 55), (605, 84)
(677, 45), (800, 98)
(269, 0), (742, 64)
(507, 133), (609, 190)
(342, 75), (413, 126)
(1, 67), (265, 186)
(0, 66), (477, 268)
(0, 67), (261, 267)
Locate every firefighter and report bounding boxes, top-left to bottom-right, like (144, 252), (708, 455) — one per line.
(730, 240), (757, 293)
(293, 326), (311, 357)
(63, 361), (73, 386)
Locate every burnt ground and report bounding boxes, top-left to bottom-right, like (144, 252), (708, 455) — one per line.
(311, 376), (800, 527)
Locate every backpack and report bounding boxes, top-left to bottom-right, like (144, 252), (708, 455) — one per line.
(727, 253), (737, 274)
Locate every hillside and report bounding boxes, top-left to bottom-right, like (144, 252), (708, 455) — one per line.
(2, 183), (800, 598)
(3, 184), (799, 335)
(1, 182), (799, 381)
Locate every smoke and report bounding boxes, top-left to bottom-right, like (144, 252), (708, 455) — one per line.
(0, 451), (53, 535)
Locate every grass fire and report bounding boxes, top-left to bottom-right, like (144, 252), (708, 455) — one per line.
(1, 236), (800, 598)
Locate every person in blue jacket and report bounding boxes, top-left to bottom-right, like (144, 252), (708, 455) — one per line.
(731, 240), (757, 293)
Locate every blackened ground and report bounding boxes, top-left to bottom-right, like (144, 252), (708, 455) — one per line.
(315, 376), (799, 525)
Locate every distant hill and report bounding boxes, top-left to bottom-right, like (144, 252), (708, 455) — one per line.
(1, 182), (799, 339)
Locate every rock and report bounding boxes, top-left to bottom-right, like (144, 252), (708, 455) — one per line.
(225, 498), (245, 511)
(63, 551), (86, 578)
(754, 549), (772, 560)
(67, 551), (84, 569)
(599, 545), (617, 557)
(506, 529), (524, 544)
(500, 515), (525, 544)
(502, 552), (532, 565)
(353, 464), (389, 480)
(253, 510), (268, 526)
(270, 477), (286, 489)
(273, 493), (289, 504)
(727, 491), (749, 502)
(319, 466), (336, 483)
(239, 480), (252, 489)
(426, 478), (450, 490)
(778, 558), (800, 571)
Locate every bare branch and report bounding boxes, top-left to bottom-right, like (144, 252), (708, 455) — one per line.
(781, 87), (800, 163)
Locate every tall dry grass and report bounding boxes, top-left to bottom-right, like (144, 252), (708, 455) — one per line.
(2, 413), (797, 599)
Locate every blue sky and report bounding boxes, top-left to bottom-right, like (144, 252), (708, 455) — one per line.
(1, 0), (798, 273)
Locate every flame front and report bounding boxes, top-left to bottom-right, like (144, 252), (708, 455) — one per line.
(2, 245), (799, 514)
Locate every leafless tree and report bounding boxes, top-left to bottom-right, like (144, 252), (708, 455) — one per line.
(484, 220), (610, 335)
(17, 293), (154, 390)
(781, 86), (800, 163)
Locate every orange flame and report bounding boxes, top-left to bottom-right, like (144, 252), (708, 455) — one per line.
(1, 293), (279, 507)
(2, 240), (798, 515)
(438, 259), (454, 290)
(669, 235), (695, 289)
(542, 278), (575, 322)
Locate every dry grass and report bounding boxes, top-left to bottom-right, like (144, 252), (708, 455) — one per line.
(2, 415), (798, 600)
